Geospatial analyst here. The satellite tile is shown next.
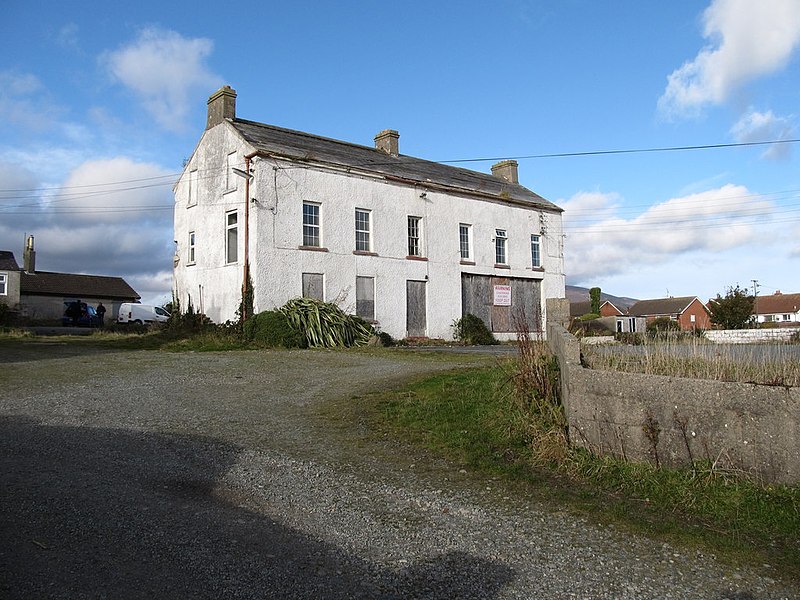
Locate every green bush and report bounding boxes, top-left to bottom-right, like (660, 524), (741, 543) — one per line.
(377, 331), (395, 347)
(242, 310), (306, 348)
(646, 316), (681, 334)
(279, 298), (374, 348)
(452, 313), (497, 345)
(577, 313), (601, 321)
(614, 332), (644, 345)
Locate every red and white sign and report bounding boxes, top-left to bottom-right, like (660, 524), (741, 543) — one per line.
(493, 285), (512, 306)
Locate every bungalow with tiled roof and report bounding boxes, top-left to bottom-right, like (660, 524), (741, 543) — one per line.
(626, 296), (711, 332)
(1, 236), (140, 323)
(753, 291), (800, 326)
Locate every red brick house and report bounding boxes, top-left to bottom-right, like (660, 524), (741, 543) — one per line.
(626, 296), (711, 331)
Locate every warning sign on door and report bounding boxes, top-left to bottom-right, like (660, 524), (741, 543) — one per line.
(493, 285), (512, 306)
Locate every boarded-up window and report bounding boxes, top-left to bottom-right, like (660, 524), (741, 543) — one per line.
(356, 276), (375, 321)
(302, 273), (324, 300)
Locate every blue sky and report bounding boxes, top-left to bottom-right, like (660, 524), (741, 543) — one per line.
(1, 0), (799, 306)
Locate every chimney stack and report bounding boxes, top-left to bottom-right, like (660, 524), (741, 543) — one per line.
(206, 85), (237, 130)
(491, 160), (519, 184)
(374, 129), (399, 157)
(23, 234), (35, 273)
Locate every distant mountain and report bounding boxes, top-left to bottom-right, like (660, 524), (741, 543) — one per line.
(565, 285), (638, 310)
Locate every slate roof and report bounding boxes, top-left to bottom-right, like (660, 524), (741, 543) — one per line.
(627, 296), (703, 317)
(755, 293), (800, 315)
(231, 119), (561, 212)
(0, 251), (20, 271)
(20, 271), (140, 300)
(569, 301), (592, 317)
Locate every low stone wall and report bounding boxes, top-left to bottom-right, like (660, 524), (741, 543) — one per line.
(705, 328), (799, 344)
(547, 323), (800, 484)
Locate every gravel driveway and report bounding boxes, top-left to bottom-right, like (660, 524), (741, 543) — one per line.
(0, 345), (796, 599)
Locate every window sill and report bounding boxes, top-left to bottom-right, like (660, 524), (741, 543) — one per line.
(460, 260), (476, 266)
(353, 250), (378, 257)
(494, 263), (511, 269)
(406, 255), (428, 261)
(187, 262), (196, 267)
(299, 245), (329, 252)
(529, 266), (544, 272)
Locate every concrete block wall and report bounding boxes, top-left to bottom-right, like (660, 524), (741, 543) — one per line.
(705, 328), (800, 344)
(547, 323), (800, 484)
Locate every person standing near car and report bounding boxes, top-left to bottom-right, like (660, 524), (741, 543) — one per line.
(96, 302), (106, 326)
(68, 300), (82, 325)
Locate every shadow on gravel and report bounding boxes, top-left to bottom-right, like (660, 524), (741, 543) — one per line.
(0, 417), (516, 599)
(0, 340), (122, 365)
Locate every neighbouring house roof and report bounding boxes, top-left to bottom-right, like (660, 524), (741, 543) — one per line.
(230, 119), (561, 212)
(0, 251), (21, 271)
(569, 301), (592, 317)
(627, 296), (704, 317)
(569, 300), (624, 318)
(20, 271), (140, 300)
(755, 292), (800, 315)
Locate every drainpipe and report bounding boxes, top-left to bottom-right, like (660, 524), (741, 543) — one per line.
(242, 155), (251, 320)
(242, 151), (259, 320)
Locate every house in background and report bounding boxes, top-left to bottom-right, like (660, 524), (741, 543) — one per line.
(173, 86), (566, 340)
(569, 300), (624, 319)
(626, 296), (711, 331)
(753, 291), (800, 325)
(0, 236), (140, 322)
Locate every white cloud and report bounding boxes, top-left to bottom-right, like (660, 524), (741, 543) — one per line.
(730, 109), (794, 159)
(53, 157), (174, 225)
(562, 184), (776, 282)
(0, 71), (62, 131)
(103, 28), (221, 132)
(0, 155), (175, 302)
(658, 0), (800, 117)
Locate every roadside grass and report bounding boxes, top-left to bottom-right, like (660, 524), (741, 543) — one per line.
(584, 338), (800, 386)
(347, 363), (800, 579)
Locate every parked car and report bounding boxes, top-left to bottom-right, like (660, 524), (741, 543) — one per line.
(117, 303), (170, 325)
(62, 301), (100, 327)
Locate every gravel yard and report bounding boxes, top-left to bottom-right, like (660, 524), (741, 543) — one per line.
(1, 344), (797, 599)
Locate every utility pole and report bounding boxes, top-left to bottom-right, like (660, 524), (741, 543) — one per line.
(751, 279), (760, 326)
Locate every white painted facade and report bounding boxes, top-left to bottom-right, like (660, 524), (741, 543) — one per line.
(174, 89), (565, 340)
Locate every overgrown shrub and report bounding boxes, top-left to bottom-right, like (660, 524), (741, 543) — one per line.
(614, 332), (644, 345)
(646, 316), (681, 334)
(377, 330), (395, 347)
(570, 319), (612, 337)
(279, 297), (374, 348)
(577, 313), (601, 321)
(452, 313), (497, 345)
(0, 301), (9, 327)
(243, 310), (305, 348)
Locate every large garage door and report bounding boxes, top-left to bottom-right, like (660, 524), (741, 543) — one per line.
(461, 273), (542, 333)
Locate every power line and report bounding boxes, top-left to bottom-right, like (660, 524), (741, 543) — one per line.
(440, 138), (800, 164)
(0, 136), (798, 194)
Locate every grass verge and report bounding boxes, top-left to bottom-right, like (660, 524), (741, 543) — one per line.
(342, 363), (800, 579)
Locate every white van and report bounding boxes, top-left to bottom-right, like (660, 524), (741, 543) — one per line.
(117, 303), (170, 325)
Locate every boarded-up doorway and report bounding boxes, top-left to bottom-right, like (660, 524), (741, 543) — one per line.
(406, 280), (427, 337)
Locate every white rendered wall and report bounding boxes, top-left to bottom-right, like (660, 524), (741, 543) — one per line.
(174, 122), (566, 339)
(173, 124), (250, 322)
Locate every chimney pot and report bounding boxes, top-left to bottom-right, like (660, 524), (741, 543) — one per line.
(374, 129), (399, 157)
(491, 159), (519, 184)
(23, 234), (35, 273)
(206, 85), (237, 130)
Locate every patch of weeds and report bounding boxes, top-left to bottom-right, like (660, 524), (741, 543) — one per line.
(353, 365), (800, 579)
